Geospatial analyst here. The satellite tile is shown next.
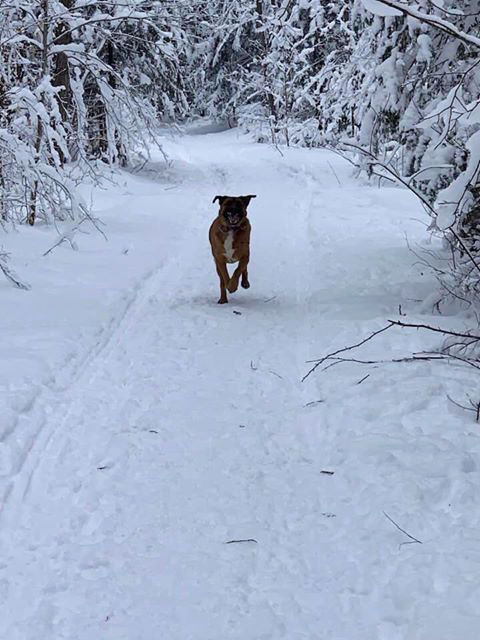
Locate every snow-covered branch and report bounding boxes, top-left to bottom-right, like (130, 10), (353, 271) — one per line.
(366, 0), (480, 48)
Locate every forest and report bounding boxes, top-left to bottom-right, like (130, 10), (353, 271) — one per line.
(1, 0), (479, 307)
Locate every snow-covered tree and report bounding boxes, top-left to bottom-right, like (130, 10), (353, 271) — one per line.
(0, 0), (194, 226)
(353, 0), (480, 306)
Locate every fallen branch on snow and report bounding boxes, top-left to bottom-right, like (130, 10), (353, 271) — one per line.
(383, 511), (422, 548)
(303, 319), (480, 381)
(388, 319), (480, 342)
(356, 374), (370, 385)
(0, 250), (30, 290)
(447, 394), (480, 422)
(304, 319), (480, 419)
(302, 322), (395, 381)
(305, 399), (325, 406)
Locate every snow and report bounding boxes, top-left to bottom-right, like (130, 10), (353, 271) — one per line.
(417, 33), (432, 63)
(2, 127), (480, 639)
(436, 129), (480, 230)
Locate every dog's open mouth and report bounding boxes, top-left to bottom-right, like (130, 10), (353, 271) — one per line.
(224, 214), (242, 227)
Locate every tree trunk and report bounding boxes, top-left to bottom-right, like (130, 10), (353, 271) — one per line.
(255, 2), (276, 121)
(28, 0), (49, 226)
(52, 0), (74, 165)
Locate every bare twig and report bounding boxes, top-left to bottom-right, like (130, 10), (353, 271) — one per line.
(448, 227), (480, 280)
(327, 160), (342, 186)
(269, 370), (283, 379)
(225, 538), (258, 544)
(447, 394), (480, 421)
(387, 319), (480, 341)
(437, 352), (480, 371)
(319, 353), (448, 373)
(0, 251), (31, 290)
(305, 321), (480, 392)
(356, 374), (370, 385)
(273, 143), (284, 157)
(383, 511), (423, 547)
(447, 394), (476, 413)
(302, 322), (395, 381)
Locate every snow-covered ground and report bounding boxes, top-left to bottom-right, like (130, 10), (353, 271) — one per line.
(1, 128), (480, 639)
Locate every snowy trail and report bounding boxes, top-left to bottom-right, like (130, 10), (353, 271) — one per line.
(2, 130), (480, 640)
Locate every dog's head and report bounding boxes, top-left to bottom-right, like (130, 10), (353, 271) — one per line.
(212, 195), (256, 228)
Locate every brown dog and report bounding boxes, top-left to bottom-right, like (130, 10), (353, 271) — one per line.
(209, 194), (256, 304)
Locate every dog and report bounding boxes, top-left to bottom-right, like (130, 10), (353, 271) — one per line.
(209, 194), (256, 304)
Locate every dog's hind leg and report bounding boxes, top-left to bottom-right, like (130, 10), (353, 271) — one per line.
(215, 260), (229, 304)
(228, 257), (249, 293)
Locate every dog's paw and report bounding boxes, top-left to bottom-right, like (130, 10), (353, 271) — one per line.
(241, 280), (250, 289)
(227, 279), (238, 293)
(218, 298), (228, 304)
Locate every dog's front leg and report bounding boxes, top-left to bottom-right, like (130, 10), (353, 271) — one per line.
(241, 266), (250, 289)
(228, 257), (249, 293)
(215, 259), (229, 304)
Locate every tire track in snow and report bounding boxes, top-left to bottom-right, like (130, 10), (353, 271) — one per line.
(0, 262), (170, 526)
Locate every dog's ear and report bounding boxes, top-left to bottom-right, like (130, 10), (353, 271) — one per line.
(240, 195), (256, 207)
(212, 195), (227, 205)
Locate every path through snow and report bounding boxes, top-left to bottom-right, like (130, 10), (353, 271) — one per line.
(2, 129), (480, 639)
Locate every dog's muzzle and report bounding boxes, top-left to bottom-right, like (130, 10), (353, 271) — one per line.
(225, 212), (242, 227)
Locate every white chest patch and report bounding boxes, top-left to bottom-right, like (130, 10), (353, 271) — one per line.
(224, 231), (237, 263)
